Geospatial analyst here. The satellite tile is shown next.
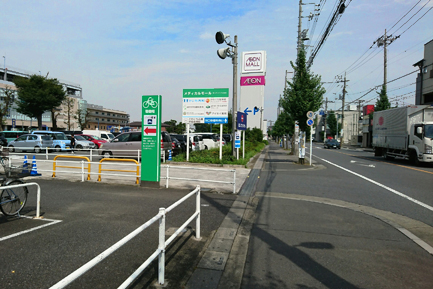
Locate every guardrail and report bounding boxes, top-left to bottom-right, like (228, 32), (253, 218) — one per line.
(49, 185), (201, 289)
(98, 158), (140, 184)
(52, 155), (91, 181)
(6, 147), (171, 162)
(1, 182), (42, 218)
(162, 165), (237, 194)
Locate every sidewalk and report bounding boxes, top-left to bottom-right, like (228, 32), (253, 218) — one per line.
(186, 142), (433, 289)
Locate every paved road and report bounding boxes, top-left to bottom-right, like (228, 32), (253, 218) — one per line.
(239, 142), (433, 289)
(0, 179), (237, 288)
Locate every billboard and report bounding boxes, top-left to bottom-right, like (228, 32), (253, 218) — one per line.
(182, 88), (229, 124)
(241, 51), (266, 74)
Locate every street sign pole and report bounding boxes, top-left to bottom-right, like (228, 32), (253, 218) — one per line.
(306, 114), (314, 166)
(141, 95), (161, 188)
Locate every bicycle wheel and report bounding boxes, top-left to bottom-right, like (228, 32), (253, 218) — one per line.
(0, 180), (28, 216)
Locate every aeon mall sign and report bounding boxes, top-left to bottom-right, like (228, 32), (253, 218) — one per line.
(242, 51), (266, 74)
(240, 75), (266, 86)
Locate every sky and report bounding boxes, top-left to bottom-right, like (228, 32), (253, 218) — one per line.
(2, 0), (433, 125)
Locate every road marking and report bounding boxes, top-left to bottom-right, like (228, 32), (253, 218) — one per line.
(316, 156), (433, 213)
(0, 216), (62, 242)
(350, 160), (375, 168)
(328, 150), (433, 175)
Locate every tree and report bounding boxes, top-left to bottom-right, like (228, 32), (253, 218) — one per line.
(13, 74), (67, 130)
(63, 97), (76, 131)
(76, 106), (90, 130)
(281, 46), (325, 133)
(374, 85), (391, 112)
(163, 119), (186, 134)
(0, 86), (15, 130)
(327, 111), (337, 138)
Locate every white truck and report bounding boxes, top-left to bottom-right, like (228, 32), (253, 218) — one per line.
(372, 105), (433, 165)
(82, 130), (115, 141)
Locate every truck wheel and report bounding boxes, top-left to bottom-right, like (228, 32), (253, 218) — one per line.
(410, 150), (420, 166)
(374, 148), (382, 157)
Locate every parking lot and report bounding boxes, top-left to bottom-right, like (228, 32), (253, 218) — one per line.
(0, 179), (237, 288)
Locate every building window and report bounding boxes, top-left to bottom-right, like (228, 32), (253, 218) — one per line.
(95, 112), (99, 114)
(102, 112), (105, 115)
(107, 113), (110, 116)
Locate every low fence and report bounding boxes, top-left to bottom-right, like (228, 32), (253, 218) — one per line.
(49, 185), (201, 288)
(7, 152), (239, 192)
(1, 182), (42, 218)
(162, 165), (236, 194)
(7, 147), (172, 163)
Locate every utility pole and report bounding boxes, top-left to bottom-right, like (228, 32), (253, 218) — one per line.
(376, 29), (399, 90)
(336, 73), (348, 144)
(297, 0), (303, 55)
(232, 35), (238, 157)
(323, 97), (334, 141)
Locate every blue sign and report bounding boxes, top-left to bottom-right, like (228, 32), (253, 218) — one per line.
(236, 112), (247, 131)
(307, 119), (314, 126)
(235, 131), (241, 148)
(244, 107), (252, 115)
(319, 110), (325, 116)
(253, 107), (260, 115)
(12, 118), (16, 128)
(204, 117), (228, 124)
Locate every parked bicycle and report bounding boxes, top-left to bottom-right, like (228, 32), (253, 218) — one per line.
(0, 147), (30, 216)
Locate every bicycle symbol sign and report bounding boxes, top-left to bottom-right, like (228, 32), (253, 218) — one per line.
(143, 97), (158, 109)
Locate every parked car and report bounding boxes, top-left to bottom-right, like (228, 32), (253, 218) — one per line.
(324, 139), (341, 149)
(98, 131), (172, 159)
(31, 131), (71, 152)
(170, 134), (187, 152)
(191, 133), (218, 150)
(8, 134), (53, 153)
(77, 134), (107, 149)
(189, 135), (204, 151)
(223, 133), (232, 143)
(171, 137), (182, 156)
(66, 135), (97, 150)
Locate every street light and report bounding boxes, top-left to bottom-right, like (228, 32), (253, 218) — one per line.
(215, 31), (238, 157)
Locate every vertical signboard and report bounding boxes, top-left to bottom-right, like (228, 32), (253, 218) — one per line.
(141, 95), (161, 186)
(235, 131), (241, 148)
(182, 88), (229, 124)
(236, 112), (247, 130)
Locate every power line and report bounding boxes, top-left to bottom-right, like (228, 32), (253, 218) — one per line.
(392, 0), (431, 35)
(399, 5), (433, 36)
(387, 0), (422, 32)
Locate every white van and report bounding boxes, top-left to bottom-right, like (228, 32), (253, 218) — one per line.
(82, 130), (115, 142)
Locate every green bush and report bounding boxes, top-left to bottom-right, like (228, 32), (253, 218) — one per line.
(171, 140), (265, 166)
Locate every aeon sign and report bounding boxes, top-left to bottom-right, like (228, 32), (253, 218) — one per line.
(242, 51), (266, 74)
(240, 76), (266, 86)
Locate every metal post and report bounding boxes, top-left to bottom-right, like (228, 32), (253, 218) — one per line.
(186, 123), (190, 162)
(90, 148), (93, 162)
(232, 36), (238, 158)
(242, 130), (245, 159)
(195, 186), (201, 239)
(310, 128), (312, 166)
(233, 169), (236, 194)
(166, 165), (169, 189)
(81, 160), (85, 182)
(219, 123), (223, 160)
(46, 147), (49, 160)
(158, 208), (166, 285)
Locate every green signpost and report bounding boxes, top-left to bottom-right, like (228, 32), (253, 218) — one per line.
(141, 95), (162, 187)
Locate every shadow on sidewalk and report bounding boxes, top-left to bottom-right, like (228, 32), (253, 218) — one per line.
(247, 225), (362, 289)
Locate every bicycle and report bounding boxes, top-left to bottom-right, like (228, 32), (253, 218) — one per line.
(0, 147), (30, 216)
(142, 97), (158, 109)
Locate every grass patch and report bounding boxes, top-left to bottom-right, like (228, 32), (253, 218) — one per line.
(172, 141), (266, 166)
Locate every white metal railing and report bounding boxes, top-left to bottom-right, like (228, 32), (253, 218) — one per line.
(0, 182), (42, 218)
(8, 155), (238, 192)
(162, 165), (237, 194)
(6, 147), (169, 162)
(49, 185), (201, 289)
